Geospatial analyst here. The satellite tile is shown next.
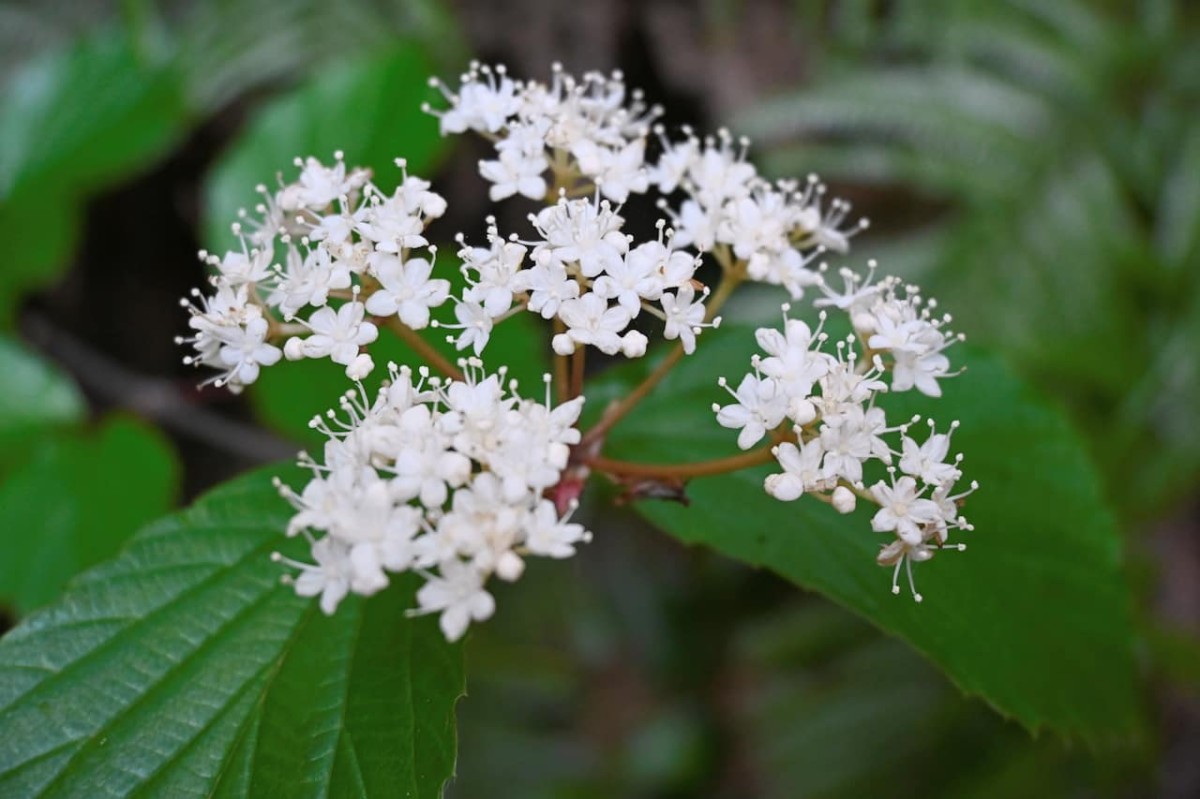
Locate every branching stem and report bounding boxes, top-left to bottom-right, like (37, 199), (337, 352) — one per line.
(581, 250), (746, 446)
(383, 317), (464, 381)
(588, 443), (776, 480)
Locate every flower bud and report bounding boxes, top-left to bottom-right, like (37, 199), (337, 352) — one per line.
(831, 486), (856, 514)
(621, 330), (648, 358)
(346, 353), (375, 380)
(284, 337), (305, 361)
(552, 333), (575, 355)
(496, 551), (525, 582)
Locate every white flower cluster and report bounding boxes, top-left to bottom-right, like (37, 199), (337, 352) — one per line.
(426, 62), (660, 204)
(653, 129), (867, 298)
(429, 64), (866, 303)
(450, 198), (716, 358)
(714, 263), (975, 600)
(178, 61), (975, 628)
(179, 153), (449, 391)
(273, 360), (590, 641)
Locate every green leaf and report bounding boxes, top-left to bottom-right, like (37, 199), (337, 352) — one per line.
(591, 329), (1141, 741)
(0, 417), (177, 614)
(0, 336), (85, 460)
(0, 31), (189, 325)
(0, 466), (464, 798)
(0, 32), (186, 199)
(174, 0), (468, 113)
(204, 44), (446, 251)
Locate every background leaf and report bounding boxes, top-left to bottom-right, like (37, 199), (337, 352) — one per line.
(0, 417), (178, 615)
(0, 335), (84, 463)
(0, 31), (189, 326)
(0, 467), (464, 798)
(589, 329), (1141, 742)
(204, 44), (446, 250)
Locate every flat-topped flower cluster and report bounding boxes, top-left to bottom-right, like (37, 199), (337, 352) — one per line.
(180, 154), (446, 391)
(714, 264), (974, 599)
(179, 61), (975, 639)
(274, 361), (588, 641)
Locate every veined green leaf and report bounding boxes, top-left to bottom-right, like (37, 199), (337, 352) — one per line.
(589, 329), (1141, 742)
(0, 417), (178, 615)
(0, 467), (464, 798)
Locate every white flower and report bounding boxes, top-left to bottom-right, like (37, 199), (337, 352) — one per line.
(648, 135), (698, 193)
(571, 139), (649, 203)
(215, 247), (273, 285)
(287, 538), (352, 615)
(215, 313), (282, 389)
(715, 374), (788, 450)
(355, 191), (429, 253)
(479, 148), (549, 201)
(436, 67), (522, 134)
(270, 246), (352, 319)
(869, 475), (942, 545)
(755, 314), (832, 401)
(524, 500), (589, 558)
(592, 244), (662, 314)
(819, 405), (893, 484)
(557, 293), (631, 355)
(281, 155), (367, 211)
(462, 238), (527, 316)
(416, 559), (496, 641)
(687, 134), (757, 208)
(445, 301), (494, 355)
(661, 284), (709, 354)
(891, 335), (952, 397)
(669, 199), (719, 251)
(291, 302), (379, 365)
(899, 423), (962, 486)
(364, 253), (450, 329)
(532, 197), (628, 278)
(515, 257), (580, 319)
(764, 439), (832, 500)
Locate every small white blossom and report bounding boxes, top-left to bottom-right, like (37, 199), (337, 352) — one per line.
(275, 360), (595, 640)
(715, 374), (788, 450)
(364, 253), (450, 329)
(290, 302), (379, 365)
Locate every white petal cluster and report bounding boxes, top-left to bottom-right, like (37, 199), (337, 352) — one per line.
(274, 360), (590, 641)
(179, 154), (449, 391)
(426, 62), (660, 204)
(713, 265), (974, 600)
(430, 64), (867, 296)
(652, 130), (868, 298)
(814, 263), (964, 397)
(449, 199), (718, 357)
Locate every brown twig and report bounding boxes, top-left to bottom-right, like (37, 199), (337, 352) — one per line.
(21, 312), (298, 463)
(587, 443), (776, 480)
(382, 317), (465, 381)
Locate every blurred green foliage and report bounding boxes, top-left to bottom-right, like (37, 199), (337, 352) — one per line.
(0, 338), (178, 616)
(745, 0), (1200, 521)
